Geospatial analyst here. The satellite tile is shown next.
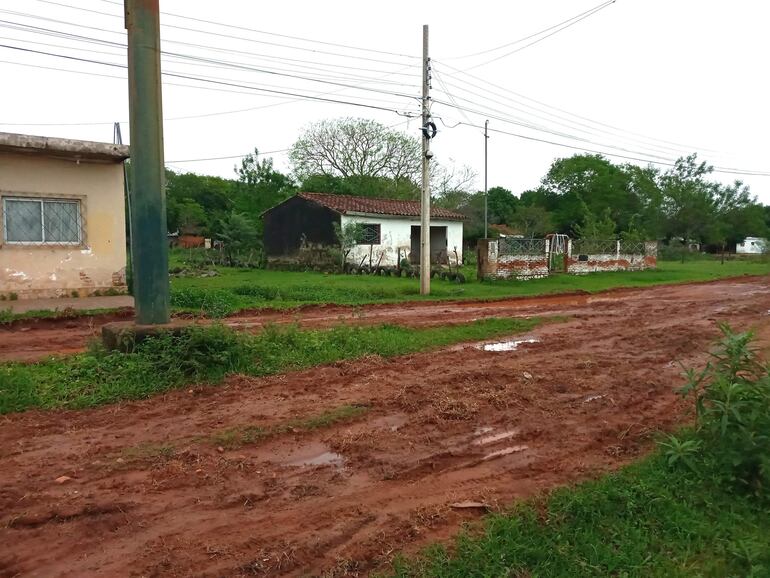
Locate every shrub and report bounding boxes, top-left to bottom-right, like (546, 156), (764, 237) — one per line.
(669, 324), (770, 495)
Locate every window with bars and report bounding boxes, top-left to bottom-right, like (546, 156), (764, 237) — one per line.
(2, 197), (83, 245)
(357, 223), (381, 245)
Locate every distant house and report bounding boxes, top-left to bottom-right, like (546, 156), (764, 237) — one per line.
(262, 192), (465, 267)
(0, 132), (129, 299)
(736, 236), (766, 255)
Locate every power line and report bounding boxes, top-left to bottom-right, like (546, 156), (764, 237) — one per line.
(445, 120), (770, 177)
(166, 148), (291, 164)
(89, 0), (420, 60)
(433, 59), (723, 154)
(23, 1), (420, 67)
(445, 0), (614, 60)
(0, 43), (421, 119)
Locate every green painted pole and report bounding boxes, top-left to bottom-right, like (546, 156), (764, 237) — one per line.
(125, 0), (169, 324)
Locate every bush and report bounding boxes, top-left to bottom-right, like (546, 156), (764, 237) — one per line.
(666, 324), (770, 495)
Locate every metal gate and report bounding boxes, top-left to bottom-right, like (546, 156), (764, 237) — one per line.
(546, 234), (569, 273)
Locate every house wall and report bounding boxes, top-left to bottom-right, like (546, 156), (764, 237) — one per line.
(343, 214), (463, 267)
(736, 237), (766, 255)
(263, 196), (339, 260)
(0, 153), (127, 299)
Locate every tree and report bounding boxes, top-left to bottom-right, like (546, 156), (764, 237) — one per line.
(333, 221), (363, 268)
(659, 154), (717, 245)
(174, 199), (208, 235)
(216, 211), (260, 266)
(486, 186), (518, 225)
(289, 118), (421, 183)
(573, 203), (617, 239)
(509, 205), (554, 239)
(234, 149), (296, 219)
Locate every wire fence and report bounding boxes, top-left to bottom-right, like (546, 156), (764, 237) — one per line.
(619, 240), (647, 255)
(571, 239), (617, 255)
(498, 237), (547, 256)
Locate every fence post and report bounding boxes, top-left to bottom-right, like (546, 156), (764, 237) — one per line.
(616, 240), (621, 260)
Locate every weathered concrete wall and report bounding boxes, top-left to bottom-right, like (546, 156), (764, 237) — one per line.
(0, 153), (127, 299)
(344, 215), (463, 267)
(477, 239), (549, 280)
(566, 241), (657, 274)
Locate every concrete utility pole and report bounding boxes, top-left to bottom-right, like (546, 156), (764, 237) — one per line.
(420, 24), (432, 295)
(125, 0), (169, 325)
(484, 119), (489, 239)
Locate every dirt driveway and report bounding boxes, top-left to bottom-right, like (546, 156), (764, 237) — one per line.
(0, 277), (768, 577)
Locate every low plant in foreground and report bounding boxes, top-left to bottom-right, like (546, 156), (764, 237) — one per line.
(0, 316), (544, 413)
(389, 325), (770, 577)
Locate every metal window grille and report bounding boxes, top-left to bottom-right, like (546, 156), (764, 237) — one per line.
(2, 197), (83, 246)
(357, 223), (381, 245)
(498, 237), (546, 256)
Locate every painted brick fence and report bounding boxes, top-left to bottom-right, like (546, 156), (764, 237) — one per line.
(478, 238), (657, 280)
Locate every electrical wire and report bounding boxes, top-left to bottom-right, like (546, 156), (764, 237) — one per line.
(445, 0), (615, 60)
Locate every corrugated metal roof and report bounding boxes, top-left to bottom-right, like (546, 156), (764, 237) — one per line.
(297, 192), (466, 220)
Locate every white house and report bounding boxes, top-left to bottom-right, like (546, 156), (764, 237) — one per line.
(262, 192), (465, 267)
(736, 237), (767, 255)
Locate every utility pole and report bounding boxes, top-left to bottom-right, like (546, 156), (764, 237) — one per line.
(484, 119), (489, 239)
(420, 24), (432, 295)
(125, 0), (169, 325)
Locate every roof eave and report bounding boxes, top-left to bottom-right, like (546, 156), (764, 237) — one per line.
(0, 132), (130, 163)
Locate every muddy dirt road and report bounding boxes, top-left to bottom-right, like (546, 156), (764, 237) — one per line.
(1, 277), (769, 577)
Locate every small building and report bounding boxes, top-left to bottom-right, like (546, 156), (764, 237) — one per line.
(736, 236), (766, 255)
(262, 192), (465, 267)
(0, 132), (130, 299)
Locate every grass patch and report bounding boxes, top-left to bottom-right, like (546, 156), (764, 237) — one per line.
(389, 454), (770, 577)
(212, 404), (369, 449)
(388, 325), (770, 577)
(169, 260), (770, 317)
(0, 317), (545, 414)
(0, 307), (125, 325)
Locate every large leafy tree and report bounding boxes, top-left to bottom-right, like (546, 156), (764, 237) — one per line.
(290, 118), (421, 184)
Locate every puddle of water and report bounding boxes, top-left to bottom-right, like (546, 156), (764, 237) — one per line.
(483, 445), (528, 460)
(474, 429), (520, 446)
(371, 414), (408, 432)
(477, 338), (540, 352)
(278, 441), (344, 468)
(286, 451), (343, 467)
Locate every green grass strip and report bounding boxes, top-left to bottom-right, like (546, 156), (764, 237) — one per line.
(387, 452), (770, 578)
(0, 317), (545, 414)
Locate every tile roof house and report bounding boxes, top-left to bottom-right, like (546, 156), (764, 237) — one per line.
(262, 192), (465, 267)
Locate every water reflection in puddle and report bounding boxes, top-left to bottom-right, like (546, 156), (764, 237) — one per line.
(483, 445), (528, 460)
(370, 414), (408, 432)
(477, 338), (540, 352)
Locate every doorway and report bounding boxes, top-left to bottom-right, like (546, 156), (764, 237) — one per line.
(410, 225), (448, 264)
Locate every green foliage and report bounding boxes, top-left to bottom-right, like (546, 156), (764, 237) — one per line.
(676, 324), (770, 493)
(333, 221), (365, 265)
(170, 287), (239, 318)
(573, 203), (617, 239)
(509, 204), (554, 238)
(0, 317), (545, 414)
(216, 211), (261, 266)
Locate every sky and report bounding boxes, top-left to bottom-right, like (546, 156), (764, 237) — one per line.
(2, 0), (769, 203)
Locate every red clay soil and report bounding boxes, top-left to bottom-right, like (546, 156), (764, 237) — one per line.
(0, 277), (769, 577)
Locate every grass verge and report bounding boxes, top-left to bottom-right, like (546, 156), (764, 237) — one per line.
(169, 259), (770, 317)
(0, 316), (546, 414)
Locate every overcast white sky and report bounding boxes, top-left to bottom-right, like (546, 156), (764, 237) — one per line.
(2, 0), (769, 203)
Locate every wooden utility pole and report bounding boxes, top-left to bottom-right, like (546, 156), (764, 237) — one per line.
(125, 0), (169, 324)
(420, 24), (431, 295)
